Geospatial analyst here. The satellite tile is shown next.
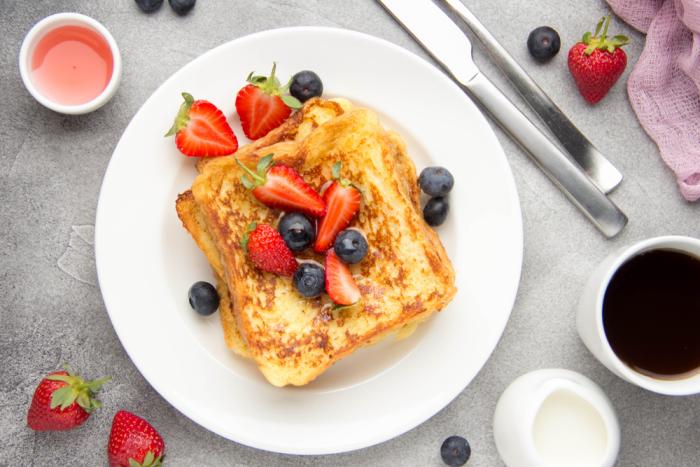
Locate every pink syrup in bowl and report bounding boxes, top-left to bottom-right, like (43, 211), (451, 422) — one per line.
(31, 25), (114, 106)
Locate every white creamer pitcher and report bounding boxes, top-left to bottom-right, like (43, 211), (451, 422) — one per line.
(493, 369), (620, 467)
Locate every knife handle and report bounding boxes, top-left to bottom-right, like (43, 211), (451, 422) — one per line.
(463, 73), (627, 237)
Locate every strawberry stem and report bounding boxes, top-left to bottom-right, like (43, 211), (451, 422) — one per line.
(332, 161), (342, 180)
(46, 370), (110, 413)
(256, 154), (274, 174)
(165, 92), (194, 137)
(240, 222), (257, 252)
(236, 158), (266, 187)
(583, 15), (629, 55)
(601, 15), (611, 39)
(331, 161), (364, 195)
(245, 63), (302, 110)
(129, 451), (163, 467)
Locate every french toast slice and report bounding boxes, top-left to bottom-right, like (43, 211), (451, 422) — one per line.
(178, 99), (351, 356)
(177, 99), (351, 356)
(178, 99), (456, 386)
(176, 191), (250, 357)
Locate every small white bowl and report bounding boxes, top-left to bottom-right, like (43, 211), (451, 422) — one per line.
(19, 13), (122, 115)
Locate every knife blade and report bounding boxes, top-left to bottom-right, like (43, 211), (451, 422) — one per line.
(376, 0), (627, 237)
(441, 0), (623, 194)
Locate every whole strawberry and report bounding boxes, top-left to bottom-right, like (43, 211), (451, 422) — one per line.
(235, 63), (301, 140)
(568, 15), (629, 104)
(27, 368), (109, 431)
(108, 410), (165, 467)
(242, 222), (298, 276)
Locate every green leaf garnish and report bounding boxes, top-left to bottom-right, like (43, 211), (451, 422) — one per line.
(236, 156), (272, 188)
(241, 222), (257, 252)
(50, 386), (77, 410)
(244, 63), (303, 111)
(127, 453), (163, 467)
(45, 374), (73, 384)
(46, 369), (110, 413)
(593, 16), (604, 37)
(332, 161), (342, 180)
(582, 15), (629, 55)
(281, 94), (302, 110)
(241, 175), (255, 190)
(256, 154), (274, 175)
(329, 161), (364, 196)
(165, 92), (194, 137)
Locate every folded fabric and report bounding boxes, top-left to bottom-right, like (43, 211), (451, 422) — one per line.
(607, 0), (700, 201)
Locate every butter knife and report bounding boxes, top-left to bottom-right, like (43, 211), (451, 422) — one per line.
(441, 0), (623, 194)
(377, 0), (627, 237)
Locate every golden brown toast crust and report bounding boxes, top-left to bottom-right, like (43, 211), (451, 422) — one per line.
(175, 191), (250, 357)
(178, 99), (456, 386)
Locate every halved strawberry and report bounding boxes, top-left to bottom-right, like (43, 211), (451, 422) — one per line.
(236, 154), (326, 217)
(242, 223), (298, 276)
(314, 162), (362, 253)
(165, 92), (238, 157)
(235, 63), (301, 140)
(325, 250), (361, 305)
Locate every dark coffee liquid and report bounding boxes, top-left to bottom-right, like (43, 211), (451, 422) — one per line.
(603, 249), (700, 379)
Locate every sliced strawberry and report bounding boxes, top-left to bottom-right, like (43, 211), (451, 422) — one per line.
(325, 250), (361, 305)
(314, 162), (362, 253)
(236, 154), (326, 217)
(242, 223), (298, 276)
(166, 92), (238, 157)
(235, 63), (301, 140)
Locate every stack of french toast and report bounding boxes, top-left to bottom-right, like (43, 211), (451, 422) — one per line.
(176, 97), (456, 386)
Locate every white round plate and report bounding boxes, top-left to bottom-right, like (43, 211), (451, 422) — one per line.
(96, 27), (522, 455)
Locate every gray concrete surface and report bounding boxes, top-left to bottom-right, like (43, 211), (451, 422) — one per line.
(2, 0), (699, 465)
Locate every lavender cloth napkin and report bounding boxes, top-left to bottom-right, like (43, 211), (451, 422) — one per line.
(606, 0), (700, 201)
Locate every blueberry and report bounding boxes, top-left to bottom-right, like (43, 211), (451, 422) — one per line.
(293, 262), (325, 298)
(169, 0), (196, 15)
(290, 71), (323, 103)
(278, 213), (315, 252)
(419, 167), (454, 196)
(135, 0), (164, 12)
(188, 281), (219, 316)
(440, 436), (471, 466)
(333, 229), (368, 264)
(527, 26), (561, 62)
(423, 197), (449, 226)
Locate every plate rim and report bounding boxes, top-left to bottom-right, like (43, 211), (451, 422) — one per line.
(95, 25), (523, 455)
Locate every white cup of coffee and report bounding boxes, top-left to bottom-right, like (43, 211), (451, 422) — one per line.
(577, 235), (700, 395)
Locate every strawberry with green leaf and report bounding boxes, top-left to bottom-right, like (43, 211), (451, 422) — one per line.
(26, 367), (110, 431)
(108, 410), (165, 467)
(236, 154), (326, 217)
(235, 63), (302, 140)
(165, 92), (238, 157)
(568, 15), (629, 104)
